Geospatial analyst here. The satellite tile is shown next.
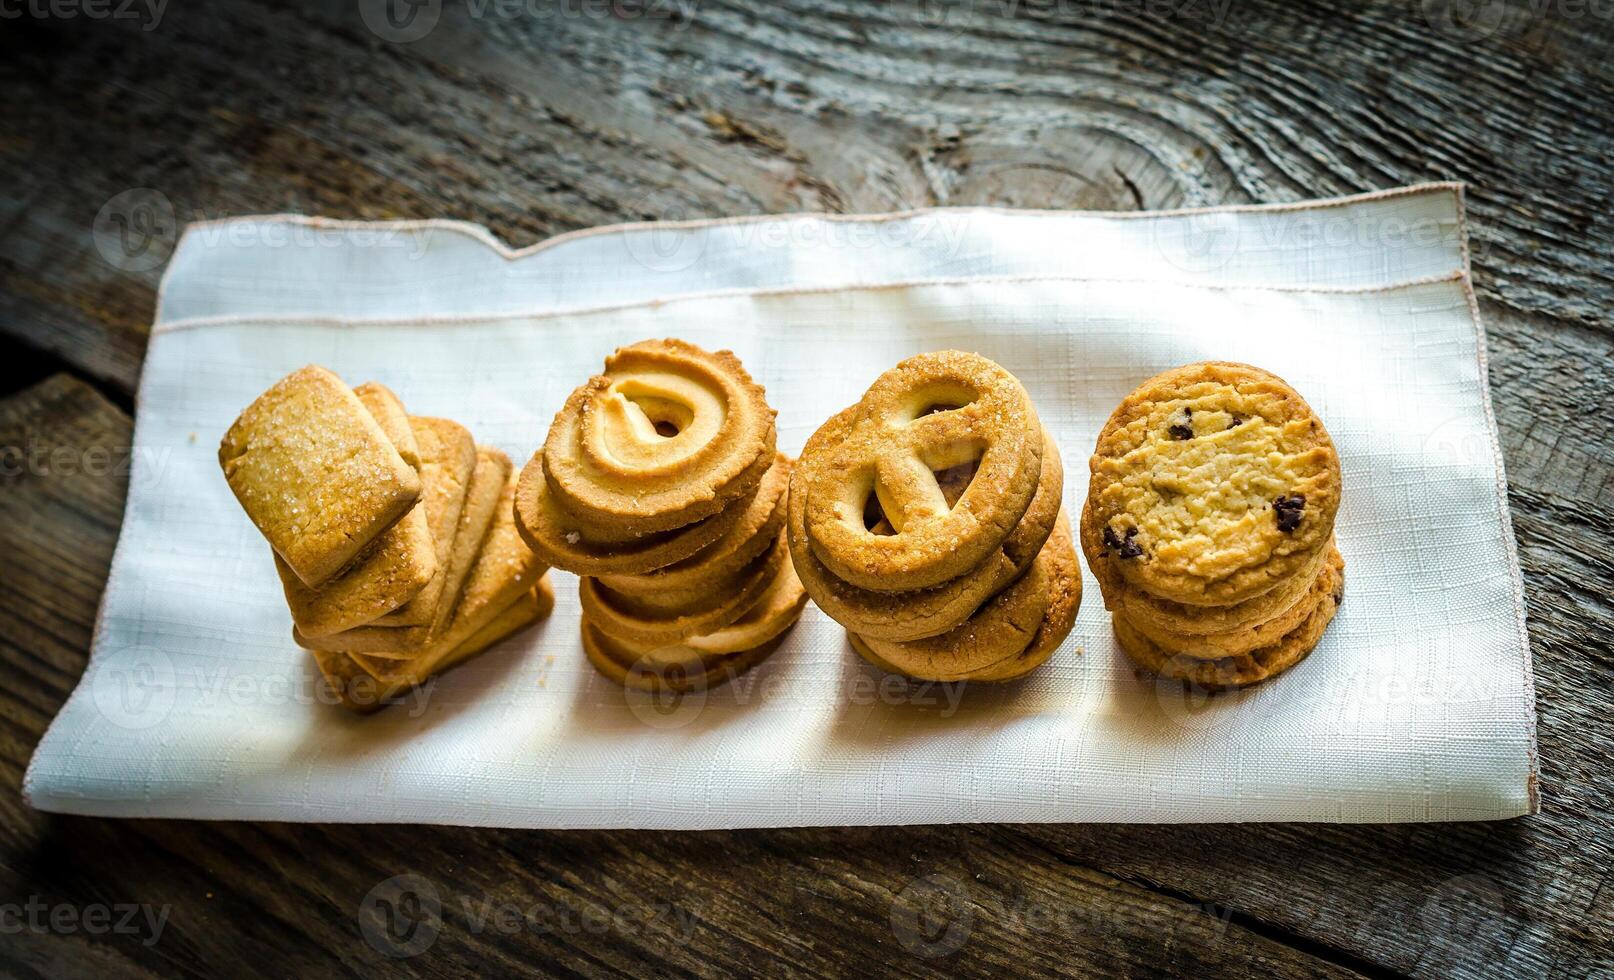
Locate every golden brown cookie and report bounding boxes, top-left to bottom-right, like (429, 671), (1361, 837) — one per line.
(1080, 497), (1332, 636)
(798, 350), (1043, 592)
(853, 511), (1078, 682)
(428, 447), (513, 633)
(219, 365), (421, 586)
(581, 617), (786, 694)
(1113, 558), (1344, 689)
(542, 339), (776, 536)
(365, 417), (478, 627)
(352, 381), (420, 471)
(1087, 361), (1340, 607)
(273, 381), (437, 637)
(515, 449), (755, 576)
(601, 555), (807, 665)
(312, 579), (552, 713)
(1123, 544), (1343, 659)
(273, 499), (435, 638)
(791, 411), (1063, 642)
(299, 469), (547, 659)
(578, 529), (787, 647)
(596, 454), (790, 597)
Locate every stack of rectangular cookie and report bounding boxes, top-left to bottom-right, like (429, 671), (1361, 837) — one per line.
(1080, 361), (1344, 690)
(219, 365), (552, 712)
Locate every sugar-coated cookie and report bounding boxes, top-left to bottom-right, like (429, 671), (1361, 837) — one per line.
(220, 365), (421, 587)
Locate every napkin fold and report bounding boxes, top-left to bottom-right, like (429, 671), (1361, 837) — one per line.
(26, 184), (1536, 826)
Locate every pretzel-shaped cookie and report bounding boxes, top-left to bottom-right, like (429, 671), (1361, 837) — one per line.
(790, 408), (1064, 641)
(799, 351), (1043, 592)
(543, 339), (776, 536)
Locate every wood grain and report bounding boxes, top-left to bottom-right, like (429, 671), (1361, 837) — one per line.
(1, 1), (1612, 977)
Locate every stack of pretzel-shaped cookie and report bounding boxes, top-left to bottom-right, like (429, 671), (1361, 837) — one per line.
(516, 339), (806, 692)
(791, 351), (1080, 682)
(1081, 362), (1345, 689)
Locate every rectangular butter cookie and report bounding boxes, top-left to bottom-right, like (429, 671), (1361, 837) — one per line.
(429, 446), (513, 633)
(364, 416), (476, 627)
(310, 580), (553, 714)
(273, 384), (438, 636)
(219, 365), (420, 587)
(297, 470), (547, 661)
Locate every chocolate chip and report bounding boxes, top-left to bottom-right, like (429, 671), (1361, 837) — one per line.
(1332, 588), (1344, 606)
(1167, 408), (1193, 441)
(1103, 524), (1143, 559)
(1273, 494), (1306, 533)
(1228, 414), (1245, 428)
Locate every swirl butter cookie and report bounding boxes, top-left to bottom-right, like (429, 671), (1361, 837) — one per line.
(798, 350), (1043, 592)
(596, 454), (789, 597)
(596, 558), (807, 667)
(515, 448), (754, 576)
(791, 409), (1064, 642)
(582, 620), (789, 694)
(542, 339), (776, 536)
(1087, 362), (1340, 607)
(578, 529), (788, 647)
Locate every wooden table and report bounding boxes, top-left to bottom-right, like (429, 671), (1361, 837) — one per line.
(2, 2), (1610, 976)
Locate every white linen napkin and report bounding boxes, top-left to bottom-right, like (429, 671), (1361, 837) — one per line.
(25, 184), (1536, 826)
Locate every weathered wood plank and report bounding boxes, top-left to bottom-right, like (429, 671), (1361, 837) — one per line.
(2, 0), (1613, 391)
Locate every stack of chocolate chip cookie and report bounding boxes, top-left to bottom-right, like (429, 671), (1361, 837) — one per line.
(791, 351), (1080, 682)
(219, 365), (553, 713)
(516, 339), (806, 692)
(1081, 361), (1344, 689)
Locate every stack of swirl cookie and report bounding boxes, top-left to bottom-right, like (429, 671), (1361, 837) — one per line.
(1081, 362), (1344, 689)
(515, 339), (806, 692)
(791, 351), (1080, 682)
